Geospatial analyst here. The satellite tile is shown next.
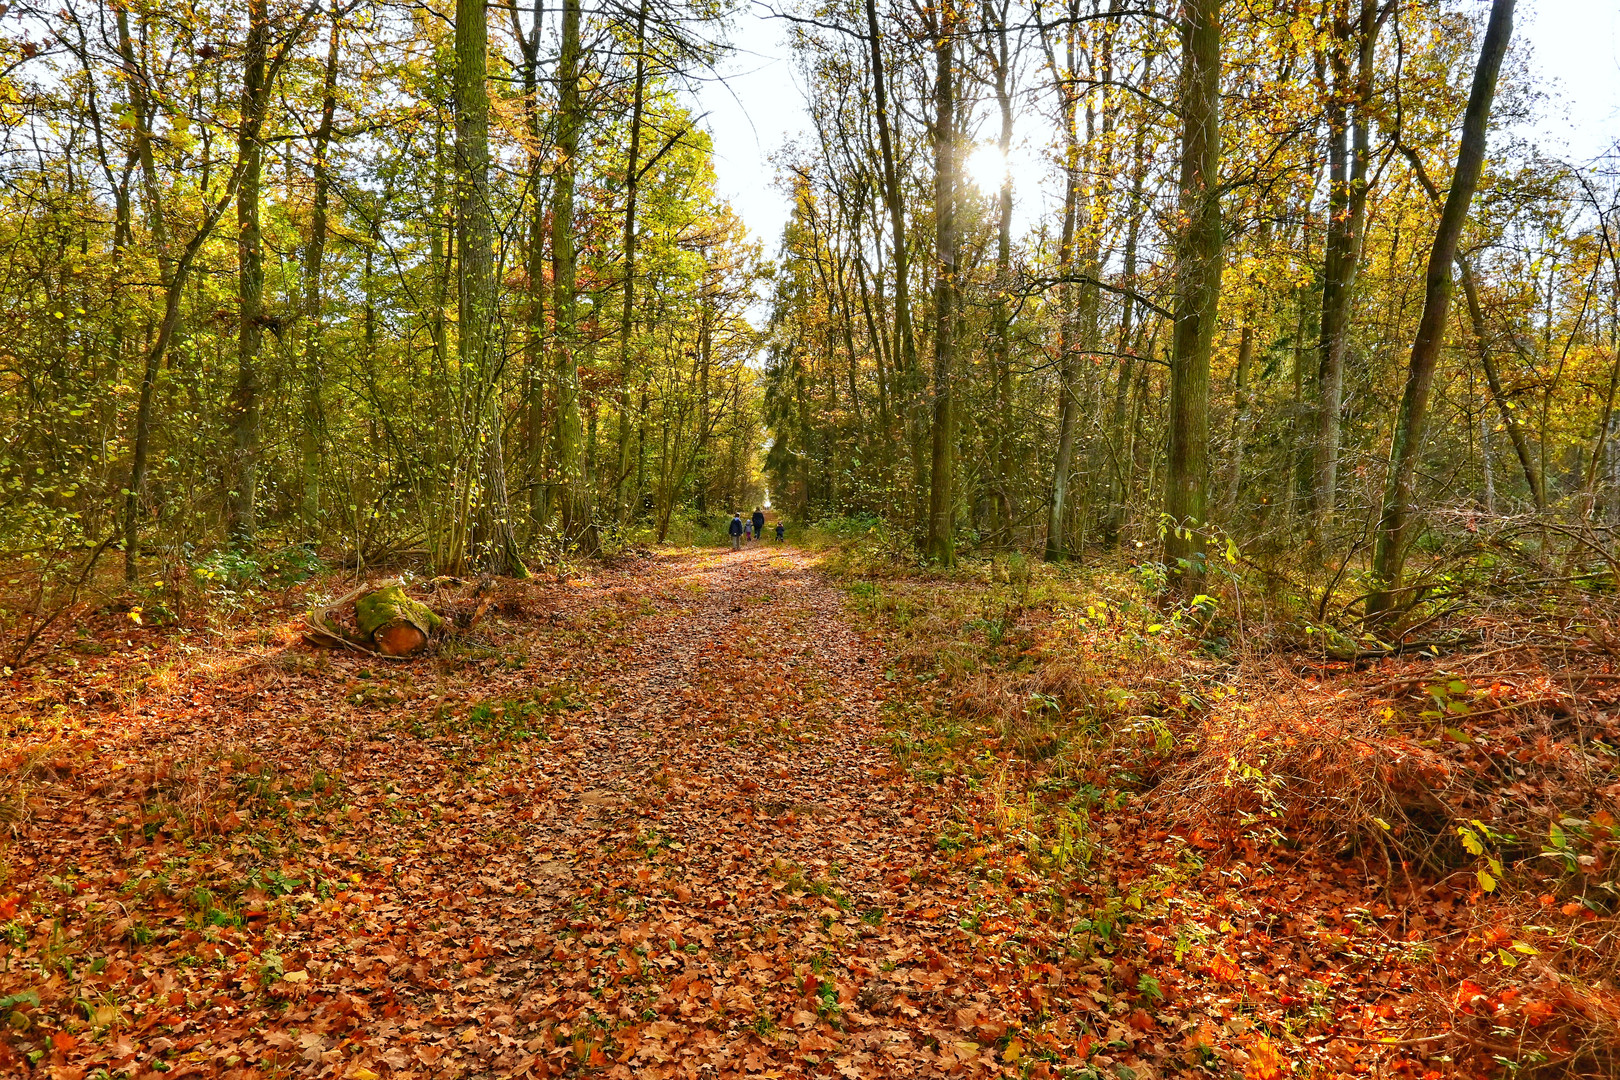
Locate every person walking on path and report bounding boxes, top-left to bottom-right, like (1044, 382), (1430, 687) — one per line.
(751, 508), (766, 542)
(729, 513), (744, 550)
(775, 522), (785, 543)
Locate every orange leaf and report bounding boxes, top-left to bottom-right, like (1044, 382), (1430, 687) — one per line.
(1244, 1038), (1283, 1080)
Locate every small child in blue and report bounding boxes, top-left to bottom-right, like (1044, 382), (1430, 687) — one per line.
(775, 522), (785, 542)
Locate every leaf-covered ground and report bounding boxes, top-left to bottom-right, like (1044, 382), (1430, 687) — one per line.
(1, 547), (1599, 1078)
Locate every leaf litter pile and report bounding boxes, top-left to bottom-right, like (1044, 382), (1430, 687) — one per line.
(1, 547), (1616, 1078)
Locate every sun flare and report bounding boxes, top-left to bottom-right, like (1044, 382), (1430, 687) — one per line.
(965, 143), (1008, 193)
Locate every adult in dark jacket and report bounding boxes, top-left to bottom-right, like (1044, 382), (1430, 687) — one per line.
(729, 513), (744, 551)
(751, 508), (766, 540)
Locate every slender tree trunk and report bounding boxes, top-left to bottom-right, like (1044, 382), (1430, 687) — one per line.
(615, 0), (650, 524)
(1045, 113), (1081, 561)
(117, 7), (168, 584)
(551, 0), (592, 550)
(1042, 4), (1083, 562)
(985, 0), (1015, 542)
(514, 0), (548, 531)
(1367, 0), (1514, 615)
(300, 8), (340, 537)
(864, 0), (924, 525)
(924, 0), (957, 565)
(455, 0), (526, 575)
(1311, 0), (1378, 531)
(1163, 0), (1223, 593)
(1106, 53), (1151, 547)
(228, 0), (269, 544)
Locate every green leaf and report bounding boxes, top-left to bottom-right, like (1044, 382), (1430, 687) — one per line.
(1458, 827), (1484, 856)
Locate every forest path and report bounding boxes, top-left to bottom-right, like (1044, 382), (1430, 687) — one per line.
(463, 545), (1036, 1078)
(1, 547), (1121, 1079)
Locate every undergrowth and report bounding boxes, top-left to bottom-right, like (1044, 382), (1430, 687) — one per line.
(823, 533), (1620, 1076)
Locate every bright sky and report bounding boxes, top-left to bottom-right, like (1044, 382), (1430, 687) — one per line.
(692, 0), (1620, 251)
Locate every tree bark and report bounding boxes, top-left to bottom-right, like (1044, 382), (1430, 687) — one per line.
(1163, 0), (1223, 593)
(1311, 0), (1377, 530)
(228, 0), (269, 544)
(615, 0), (650, 525)
(924, 0), (957, 565)
(117, 7), (167, 584)
(300, 7), (340, 538)
(1044, 103), (1081, 559)
(455, 0), (526, 576)
(863, 0), (925, 525)
(1367, 0), (1514, 616)
(551, 0), (592, 550)
(511, 0), (548, 532)
(1105, 45), (1152, 547)
(984, 0), (1015, 542)
(1041, 2), (1083, 562)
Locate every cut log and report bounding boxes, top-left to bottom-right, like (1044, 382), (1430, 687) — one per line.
(355, 583), (442, 657)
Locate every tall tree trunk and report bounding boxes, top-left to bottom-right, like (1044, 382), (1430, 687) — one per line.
(455, 0), (526, 575)
(615, 0), (650, 524)
(117, 7), (168, 584)
(551, 0), (592, 550)
(513, 0), (548, 531)
(863, 0), (924, 525)
(229, 0), (269, 544)
(1311, 0), (1378, 532)
(300, 7), (340, 537)
(985, 0), (1015, 542)
(1163, 0), (1223, 593)
(924, 0), (957, 565)
(1367, 0), (1514, 616)
(1106, 47), (1152, 547)
(1045, 95), (1081, 559)
(1041, 2), (1083, 562)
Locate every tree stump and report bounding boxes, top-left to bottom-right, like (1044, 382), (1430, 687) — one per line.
(355, 584), (442, 656)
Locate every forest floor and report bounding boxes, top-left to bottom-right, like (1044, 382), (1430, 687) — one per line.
(0, 543), (1615, 1078)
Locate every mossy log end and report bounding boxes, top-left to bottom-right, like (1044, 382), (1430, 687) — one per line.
(356, 584), (443, 656)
